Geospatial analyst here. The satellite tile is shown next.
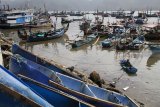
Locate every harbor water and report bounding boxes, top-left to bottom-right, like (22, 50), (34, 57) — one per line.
(1, 13), (160, 107)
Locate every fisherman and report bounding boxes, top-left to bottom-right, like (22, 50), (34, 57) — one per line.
(126, 59), (132, 67)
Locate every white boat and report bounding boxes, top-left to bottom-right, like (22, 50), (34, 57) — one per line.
(0, 9), (34, 28)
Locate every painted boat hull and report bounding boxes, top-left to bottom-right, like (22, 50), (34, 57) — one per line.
(101, 39), (112, 48)
(12, 44), (81, 80)
(70, 33), (98, 48)
(144, 33), (160, 40)
(18, 75), (94, 107)
(10, 54), (139, 107)
(27, 28), (65, 42)
(0, 65), (53, 107)
(120, 60), (137, 74)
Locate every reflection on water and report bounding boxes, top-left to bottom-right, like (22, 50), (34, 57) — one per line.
(147, 53), (160, 67)
(1, 14), (160, 107)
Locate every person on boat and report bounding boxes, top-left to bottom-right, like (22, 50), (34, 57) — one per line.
(125, 59), (132, 67)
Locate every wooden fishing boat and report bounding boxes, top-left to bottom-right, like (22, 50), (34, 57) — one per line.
(120, 60), (137, 74)
(128, 35), (145, 50)
(18, 23), (69, 42)
(10, 54), (139, 107)
(69, 33), (98, 48)
(17, 75), (94, 107)
(61, 18), (72, 24)
(101, 39), (113, 48)
(86, 24), (108, 36)
(135, 18), (148, 24)
(70, 11), (84, 16)
(143, 24), (160, 40)
(12, 44), (82, 80)
(0, 65), (53, 107)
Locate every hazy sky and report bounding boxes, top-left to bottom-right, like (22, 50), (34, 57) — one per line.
(1, 0), (160, 11)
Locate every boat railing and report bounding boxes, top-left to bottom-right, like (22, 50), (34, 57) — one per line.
(17, 74), (95, 107)
(108, 92), (121, 104)
(80, 84), (97, 98)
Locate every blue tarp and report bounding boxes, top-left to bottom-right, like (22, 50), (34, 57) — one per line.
(16, 17), (25, 24)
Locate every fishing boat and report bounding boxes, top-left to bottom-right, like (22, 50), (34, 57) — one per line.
(135, 18), (148, 24)
(50, 11), (68, 17)
(0, 9), (34, 29)
(12, 44), (82, 80)
(70, 11), (84, 16)
(18, 23), (69, 42)
(120, 59), (137, 74)
(61, 18), (72, 24)
(10, 54), (139, 107)
(69, 33), (98, 48)
(101, 39), (113, 48)
(128, 35), (145, 50)
(86, 24), (108, 36)
(143, 24), (160, 40)
(17, 75), (94, 107)
(1, 64), (92, 107)
(0, 65), (53, 107)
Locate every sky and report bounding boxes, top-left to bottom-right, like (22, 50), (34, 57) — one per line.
(1, 0), (160, 11)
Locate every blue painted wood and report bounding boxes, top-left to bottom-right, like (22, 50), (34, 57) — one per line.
(120, 60), (137, 74)
(10, 54), (139, 107)
(18, 75), (93, 107)
(12, 44), (81, 80)
(0, 65), (53, 107)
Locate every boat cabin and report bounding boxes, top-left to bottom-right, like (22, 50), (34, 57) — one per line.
(143, 24), (160, 33)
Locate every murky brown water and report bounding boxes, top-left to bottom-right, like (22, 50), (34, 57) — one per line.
(1, 13), (160, 107)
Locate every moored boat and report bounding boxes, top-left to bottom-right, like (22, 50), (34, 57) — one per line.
(70, 33), (98, 48)
(18, 23), (69, 42)
(17, 75), (94, 107)
(128, 35), (145, 50)
(0, 9), (34, 29)
(12, 44), (82, 80)
(143, 24), (160, 40)
(61, 18), (72, 24)
(10, 54), (139, 107)
(120, 59), (137, 74)
(0, 65), (53, 107)
(101, 39), (113, 48)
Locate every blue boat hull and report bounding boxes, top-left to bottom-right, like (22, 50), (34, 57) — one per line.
(0, 65), (53, 107)
(10, 54), (139, 107)
(18, 75), (93, 107)
(0, 83), (34, 107)
(120, 60), (137, 74)
(101, 39), (112, 48)
(12, 44), (81, 80)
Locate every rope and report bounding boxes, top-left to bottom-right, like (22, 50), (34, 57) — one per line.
(93, 36), (100, 45)
(113, 72), (125, 85)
